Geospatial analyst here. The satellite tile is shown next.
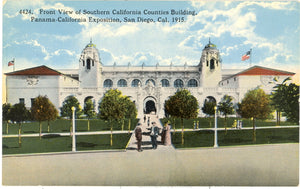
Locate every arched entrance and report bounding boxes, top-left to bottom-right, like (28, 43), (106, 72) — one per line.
(144, 96), (157, 114)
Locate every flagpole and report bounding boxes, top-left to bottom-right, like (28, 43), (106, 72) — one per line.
(13, 58), (15, 71)
(249, 49), (252, 67)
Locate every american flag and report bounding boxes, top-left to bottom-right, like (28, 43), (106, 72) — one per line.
(241, 50), (251, 61)
(8, 60), (14, 66)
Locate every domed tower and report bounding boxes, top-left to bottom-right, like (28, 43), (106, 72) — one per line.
(78, 40), (102, 88)
(199, 39), (222, 87)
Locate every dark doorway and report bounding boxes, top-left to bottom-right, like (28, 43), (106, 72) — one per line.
(145, 100), (156, 114)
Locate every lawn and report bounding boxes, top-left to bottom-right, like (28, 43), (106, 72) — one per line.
(2, 119), (139, 135)
(160, 117), (296, 130)
(172, 128), (299, 148)
(2, 133), (132, 155)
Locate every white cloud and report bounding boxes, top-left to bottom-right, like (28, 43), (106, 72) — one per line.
(4, 1), (297, 70)
(13, 40), (75, 61)
(99, 48), (197, 66)
(53, 49), (75, 56)
(3, 12), (18, 18)
(221, 45), (239, 57)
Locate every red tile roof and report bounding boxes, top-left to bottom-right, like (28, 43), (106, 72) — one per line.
(237, 66), (295, 76)
(220, 66), (295, 82)
(5, 65), (62, 76)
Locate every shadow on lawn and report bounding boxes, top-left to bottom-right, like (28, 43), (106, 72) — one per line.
(2, 145), (19, 149)
(76, 142), (97, 147)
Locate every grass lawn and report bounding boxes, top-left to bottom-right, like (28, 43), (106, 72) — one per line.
(2, 133), (132, 155)
(160, 117), (296, 130)
(172, 128), (299, 148)
(2, 119), (139, 135)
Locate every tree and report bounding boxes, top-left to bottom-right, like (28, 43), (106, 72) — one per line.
(202, 98), (216, 127)
(271, 79), (299, 124)
(83, 98), (96, 131)
(3, 103), (12, 134)
(98, 89), (128, 146)
(164, 89), (199, 145)
(123, 97), (137, 132)
(31, 95), (58, 137)
(60, 96), (83, 119)
(9, 102), (30, 146)
(60, 96), (83, 134)
(45, 103), (58, 133)
(239, 88), (272, 142)
(218, 95), (235, 132)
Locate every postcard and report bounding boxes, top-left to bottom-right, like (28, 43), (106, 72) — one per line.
(2, 0), (299, 187)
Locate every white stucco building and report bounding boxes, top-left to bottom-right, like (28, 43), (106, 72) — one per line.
(4, 40), (295, 118)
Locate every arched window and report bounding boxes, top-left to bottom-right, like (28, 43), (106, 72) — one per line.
(174, 79), (184, 88)
(188, 79), (198, 87)
(210, 59), (215, 70)
(87, 59), (91, 70)
(161, 79), (170, 87)
(131, 79), (141, 87)
(117, 79), (127, 87)
(103, 79), (113, 88)
(145, 79), (155, 86)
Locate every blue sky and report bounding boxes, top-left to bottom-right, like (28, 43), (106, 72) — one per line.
(2, 0), (300, 82)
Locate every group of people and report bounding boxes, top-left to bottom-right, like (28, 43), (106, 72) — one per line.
(135, 118), (172, 152)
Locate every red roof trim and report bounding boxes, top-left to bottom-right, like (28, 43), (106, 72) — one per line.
(5, 65), (62, 76)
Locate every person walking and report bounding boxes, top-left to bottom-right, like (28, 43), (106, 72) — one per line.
(143, 115), (146, 123)
(135, 123), (143, 152)
(148, 122), (159, 149)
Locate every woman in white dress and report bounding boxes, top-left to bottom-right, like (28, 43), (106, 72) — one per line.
(164, 123), (172, 146)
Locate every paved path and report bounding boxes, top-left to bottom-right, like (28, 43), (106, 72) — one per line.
(126, 114), (175, 151)
(2, 143), (298, 186)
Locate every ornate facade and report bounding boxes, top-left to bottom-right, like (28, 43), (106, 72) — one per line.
(5, 40), (295, 118)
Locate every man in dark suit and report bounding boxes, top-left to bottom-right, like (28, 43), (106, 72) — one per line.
(135, 123), (143, 152)
(148, 122), (159, 149)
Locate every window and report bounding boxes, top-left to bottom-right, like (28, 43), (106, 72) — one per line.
(145, 79), (155, 86)
(19, 98), (25, 104)
(31, 98), (35, 107)
(87, 59), (91, 70)
(92, 60), (94, 66)
(234, 77), (237, 81)
(117, 79), (127, 87)
(187, 79), (198, 87)
(131, 79), (141, 87)
(161, 79), (170, 87)
(83, 60), (85, 67)
(174, 79), (184, 88)
(103, 79), (113, 88)
(210, 59), (215, 70)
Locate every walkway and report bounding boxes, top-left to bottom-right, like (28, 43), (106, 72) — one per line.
(126, 114), (175, 151)
(2, 143), (298, 186)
